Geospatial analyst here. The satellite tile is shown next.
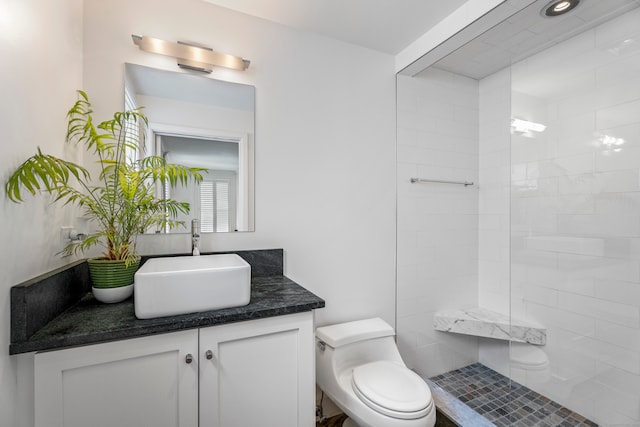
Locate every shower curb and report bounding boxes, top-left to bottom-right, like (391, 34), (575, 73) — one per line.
(426, 379), (495, 427)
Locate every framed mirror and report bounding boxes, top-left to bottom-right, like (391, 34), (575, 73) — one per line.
(124, 63), (255, 233)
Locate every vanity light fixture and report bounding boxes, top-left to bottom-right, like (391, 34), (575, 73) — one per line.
(131, 35), (250, 73)
(543, 0), (580, 17)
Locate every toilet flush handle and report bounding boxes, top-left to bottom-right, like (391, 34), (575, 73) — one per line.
(317, 341), (326, 352)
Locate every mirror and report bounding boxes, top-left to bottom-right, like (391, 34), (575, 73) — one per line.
(124, 63), (255, 233)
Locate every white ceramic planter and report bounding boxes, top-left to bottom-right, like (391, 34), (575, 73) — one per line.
(92, 284), (134, 304)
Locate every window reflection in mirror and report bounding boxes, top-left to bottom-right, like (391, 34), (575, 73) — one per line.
(124, 63), (255, 233)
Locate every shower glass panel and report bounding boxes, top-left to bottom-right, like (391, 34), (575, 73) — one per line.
(396, 2), (640, 426)
(509, 8), (640, 426)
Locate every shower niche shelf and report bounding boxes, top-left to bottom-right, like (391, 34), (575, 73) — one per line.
(433, 307), (546, 345)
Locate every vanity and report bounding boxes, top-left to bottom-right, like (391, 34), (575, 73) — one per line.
(10, 249), (325, 427)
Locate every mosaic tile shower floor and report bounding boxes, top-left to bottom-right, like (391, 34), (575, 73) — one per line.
(429, 363), (598, 427)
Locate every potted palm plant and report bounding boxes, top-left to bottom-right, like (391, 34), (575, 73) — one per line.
(5, 90), (203, 303)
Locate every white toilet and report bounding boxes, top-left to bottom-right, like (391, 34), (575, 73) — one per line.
(315, 318), (436, 427)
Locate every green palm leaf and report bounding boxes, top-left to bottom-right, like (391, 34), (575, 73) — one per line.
(6, 90), (202, 262)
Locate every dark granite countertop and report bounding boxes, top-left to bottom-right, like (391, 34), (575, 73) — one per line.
(10, 249), (325, 355)
(11, 275), (324, 355)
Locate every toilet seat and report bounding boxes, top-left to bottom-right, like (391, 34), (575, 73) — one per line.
(351, 361), (433, 420)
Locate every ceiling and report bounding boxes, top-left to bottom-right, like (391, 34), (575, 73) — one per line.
(201, 0), (469, 55)
(201, 0), (640, 76)
(432, 0), (640, 80)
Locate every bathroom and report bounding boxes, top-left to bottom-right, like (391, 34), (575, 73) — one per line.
(1, 0), (639, 426)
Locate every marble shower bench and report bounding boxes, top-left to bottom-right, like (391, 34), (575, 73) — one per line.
(433, 307), (546, 345)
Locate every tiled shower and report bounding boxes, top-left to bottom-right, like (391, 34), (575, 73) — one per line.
(396, 3), (640, 426)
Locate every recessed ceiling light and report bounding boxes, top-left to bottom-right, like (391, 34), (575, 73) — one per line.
(543, 0), (580, 17)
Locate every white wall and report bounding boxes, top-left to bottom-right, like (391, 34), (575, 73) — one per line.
(82, 0), (398, 327)
(0, 0), (83, 426)
(396, 69), (480, 377)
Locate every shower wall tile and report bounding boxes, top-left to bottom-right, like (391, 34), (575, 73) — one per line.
(594, 278), (640, 306)
(555, 92), (597, 119)
(595, 169), (640, 193)
(396, 71), (480, 377)
(597, 81), (640, 115)
(556, 194), (595, 214)
(594, 365), (640, 410)
(595, 319), (640, 352)
(527, 303), (596, 337)
(595, 6), (640, 48)
(555, 174), (594, 196)
(558, 292), (640, 329)
(597, 99), (640, 130)
(596, 146), (640, 171)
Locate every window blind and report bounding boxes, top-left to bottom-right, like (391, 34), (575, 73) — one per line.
(123, 89), (140, 164)
(200, 181), (215, 233)
(215, 181), (230, 232)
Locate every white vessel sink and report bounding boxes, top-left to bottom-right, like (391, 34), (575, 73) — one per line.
(134, 254), (251, 319)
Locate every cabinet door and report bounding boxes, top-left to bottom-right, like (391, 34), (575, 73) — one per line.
(199, 312), (315, 427)
(34, 330), (199, 427)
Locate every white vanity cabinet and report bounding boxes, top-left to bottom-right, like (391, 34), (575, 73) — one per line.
(33, 312), (315, 427)
(34, 329), (199, 427)
(199, 312), (315, 427)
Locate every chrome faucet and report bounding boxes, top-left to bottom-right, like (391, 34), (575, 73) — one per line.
(191, 219), (200, 256)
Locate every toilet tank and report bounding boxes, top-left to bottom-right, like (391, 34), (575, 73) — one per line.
(316, 318), (405, 373)
(316, 318), (395, 348)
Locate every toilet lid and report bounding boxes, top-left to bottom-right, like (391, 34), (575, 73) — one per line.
(351, 361), (433, 419)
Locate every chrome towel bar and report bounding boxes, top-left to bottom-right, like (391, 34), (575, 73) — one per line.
(410, 178), (474, 186)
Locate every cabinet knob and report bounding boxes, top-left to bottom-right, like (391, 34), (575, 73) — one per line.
(185, 353), (193, 364)
(205, 350), (214, 360)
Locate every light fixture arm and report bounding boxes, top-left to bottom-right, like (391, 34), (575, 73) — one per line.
(131, 34), (250, 72)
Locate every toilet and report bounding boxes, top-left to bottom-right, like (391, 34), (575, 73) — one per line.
(315, 318), (436, 427)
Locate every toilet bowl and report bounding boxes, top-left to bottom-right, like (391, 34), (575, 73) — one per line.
(316, 318), (436, 427)
(510, 342), (551, 385)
